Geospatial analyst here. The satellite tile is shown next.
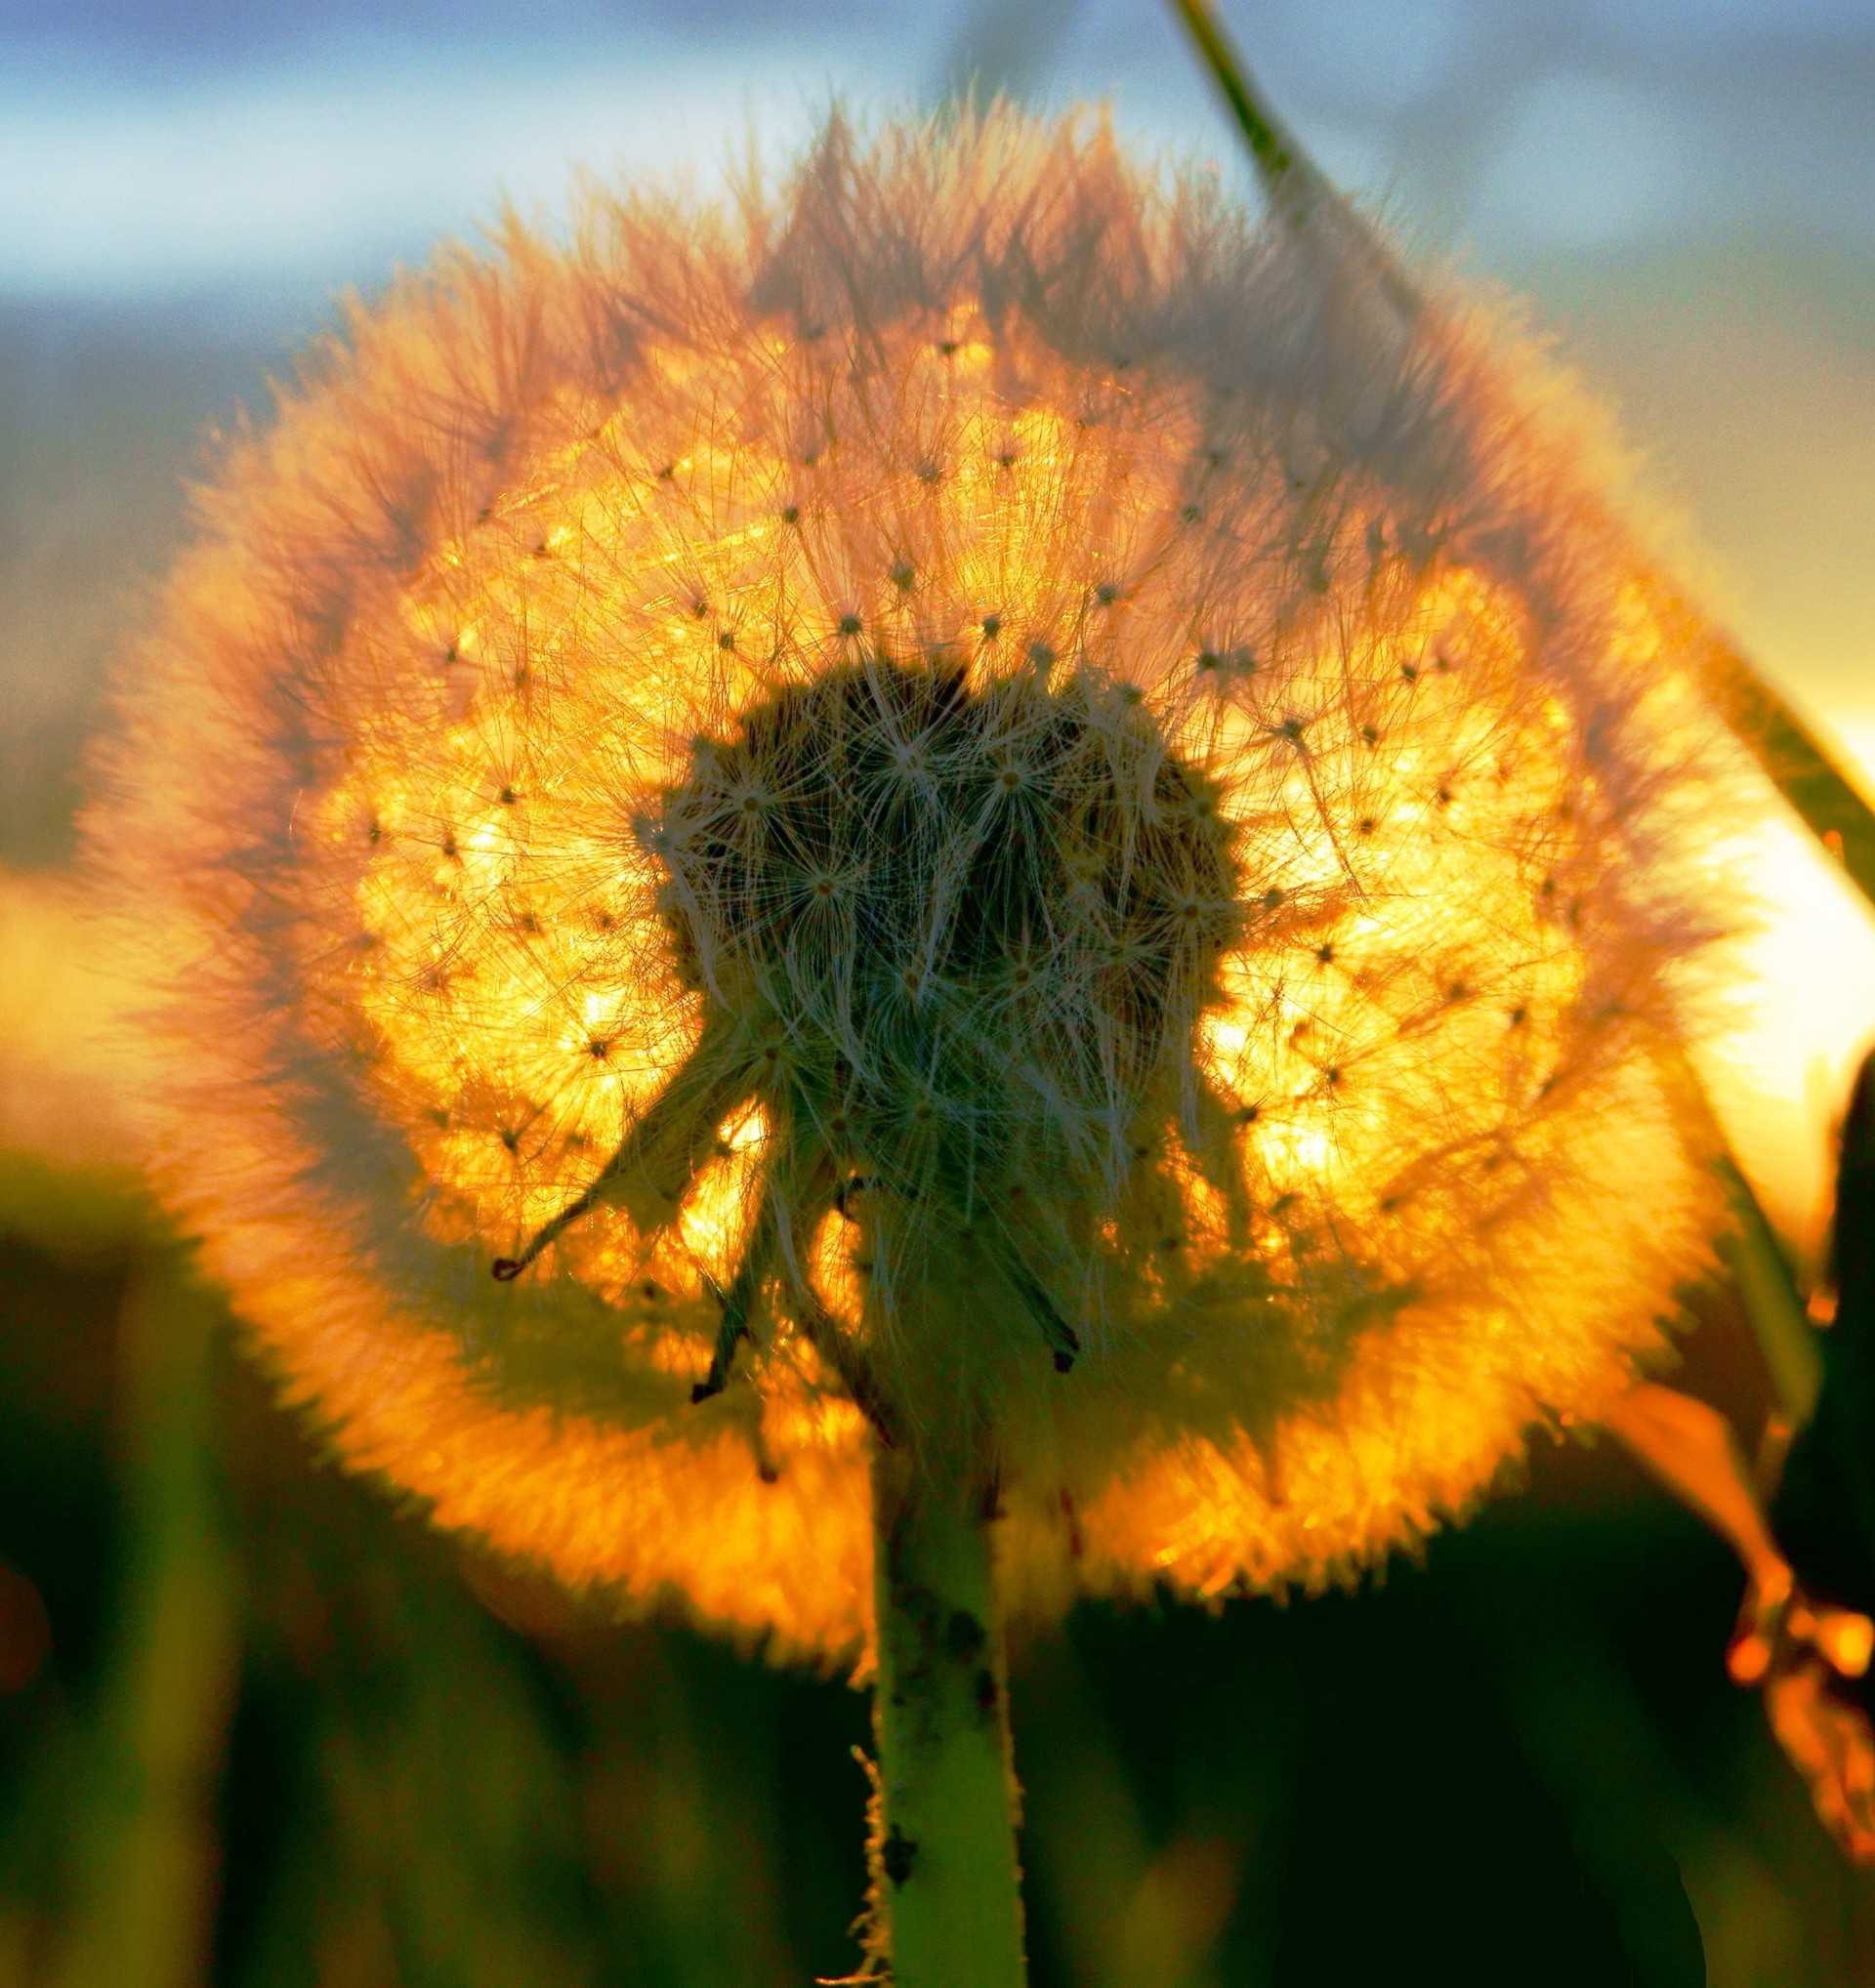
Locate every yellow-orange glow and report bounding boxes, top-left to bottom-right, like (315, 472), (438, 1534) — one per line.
(1695, 814), (1875, 1256)
(88, 112), (1739, 1667)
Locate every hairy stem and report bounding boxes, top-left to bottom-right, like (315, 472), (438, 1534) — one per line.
(1659, 1047), (1825, 1426)
(870, 1447), (1027, 1988)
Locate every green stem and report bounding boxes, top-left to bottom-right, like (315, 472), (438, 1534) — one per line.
(1691, 631), (1875, 914)
(1661, 1049), (1825, 1427)
(1163, 0), (1421, 320)
(1164, 0), (1302, 197)
(1716, 1156), (1823, 1427)
(53, 1252), (241, 1988)
(870, 1448), (1027, 1988)
(1165, 0), (1875, 932)
(1163, 0), (1846, 1422)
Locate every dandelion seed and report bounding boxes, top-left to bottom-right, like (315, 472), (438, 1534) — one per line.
(91, 107), (1727, 1677)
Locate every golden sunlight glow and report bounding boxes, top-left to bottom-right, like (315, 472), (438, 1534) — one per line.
(1698, 800), (1875, 1258)
(90, 114), (1740, 1664)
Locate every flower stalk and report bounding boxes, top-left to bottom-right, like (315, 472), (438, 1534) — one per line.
(1165, 0), (1420, 318)
(1166, 0), (1862, 1420)
(1167, 0), (1875, 917)
(1692, 635), (1875, 910)
(869, 1446), (1027, 1988)
(1718, 1155), (1824, 1425)
(1163, 0), (1301, 199)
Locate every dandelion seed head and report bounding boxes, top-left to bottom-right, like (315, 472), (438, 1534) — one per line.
(90, 108), (1729, 1664)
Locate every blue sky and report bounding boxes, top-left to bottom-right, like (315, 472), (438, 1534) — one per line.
(0, 0), (1869, 310)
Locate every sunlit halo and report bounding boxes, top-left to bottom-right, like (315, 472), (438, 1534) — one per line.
(313, 301), (1710, 1540)
(92, 113), (1732, 1660)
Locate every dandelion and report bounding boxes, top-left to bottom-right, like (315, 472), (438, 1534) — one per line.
(91, 109), (1729, 1983)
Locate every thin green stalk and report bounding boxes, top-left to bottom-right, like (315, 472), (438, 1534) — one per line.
(1656, 1046), (1827, 1426)
(1163, 0), (1303, 199)
(1716, 1157), (1824, 1426)
(1163, 0), (1421, 320)
(52, 1253), (240, 1988)
(1164, 0), (1846, 1419)
(1164, 0), (1875, 930)
(1692, 634), (1875, 912)
(868, 1448), (1026, 1988)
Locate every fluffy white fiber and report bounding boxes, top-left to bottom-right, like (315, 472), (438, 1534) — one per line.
(90, 108), (1728, 1664)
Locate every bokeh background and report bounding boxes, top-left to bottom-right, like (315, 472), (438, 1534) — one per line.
(0, 3), (1872, 1982)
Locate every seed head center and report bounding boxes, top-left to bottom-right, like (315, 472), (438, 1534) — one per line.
(644, 660), (1240, 1186)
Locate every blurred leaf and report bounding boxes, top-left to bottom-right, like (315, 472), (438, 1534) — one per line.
(1015, 1625), (1271, 1988)
(218, 1356), (601, 1988)
(47, 1253), (240, 1988)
